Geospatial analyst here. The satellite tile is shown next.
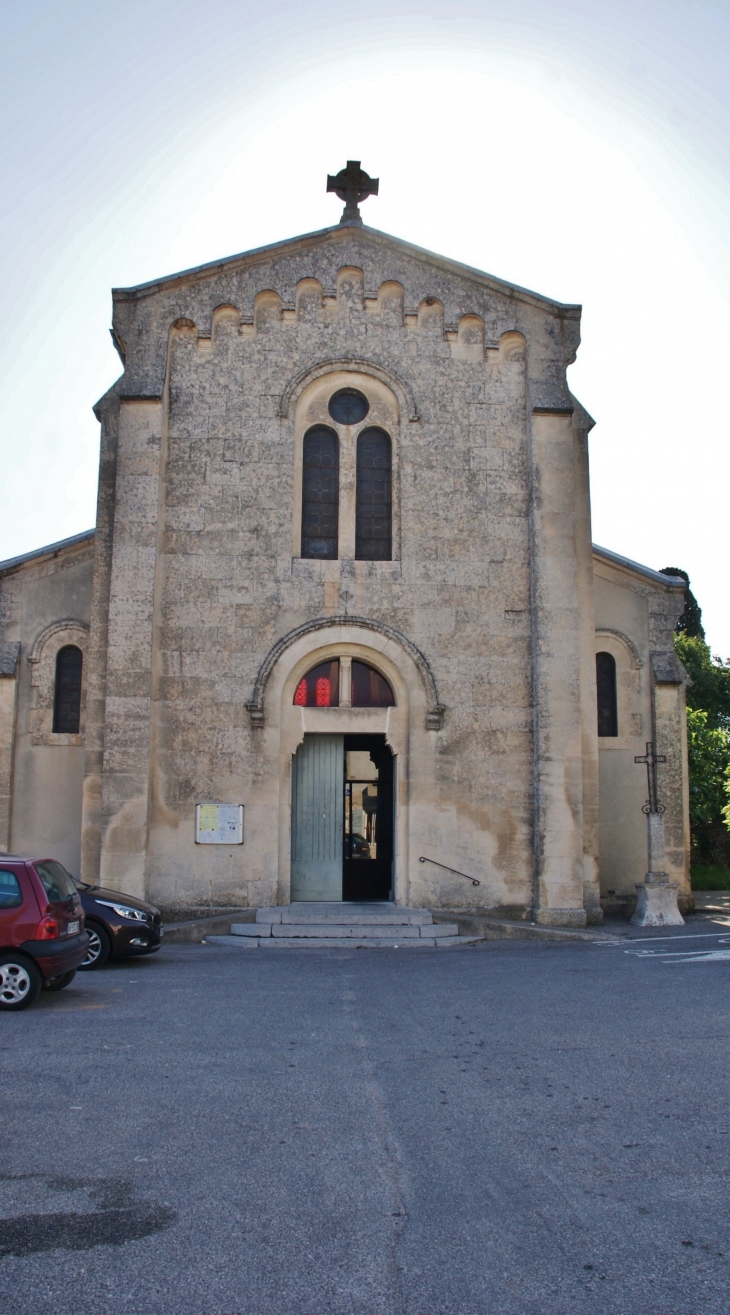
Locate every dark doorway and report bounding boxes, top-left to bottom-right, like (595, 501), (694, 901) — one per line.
(342, 734), (393, 901)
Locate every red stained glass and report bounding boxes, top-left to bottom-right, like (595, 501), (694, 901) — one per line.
(292, 660), (340, 707)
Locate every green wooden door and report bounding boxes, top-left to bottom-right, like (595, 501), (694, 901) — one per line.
(291, 734), (344, 901)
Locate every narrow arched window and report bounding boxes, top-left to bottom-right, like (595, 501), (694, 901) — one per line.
(356, 428), (391, 561)
(53, 645), (83, 734)
(596, 652), (617, 737)
(301, 426), (339, 559)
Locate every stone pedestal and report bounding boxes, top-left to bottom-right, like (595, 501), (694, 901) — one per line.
(630, 808), (685, 926)
(631, 881), (685, 927)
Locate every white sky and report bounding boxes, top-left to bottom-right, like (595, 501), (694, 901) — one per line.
(1, 1), (728, 648)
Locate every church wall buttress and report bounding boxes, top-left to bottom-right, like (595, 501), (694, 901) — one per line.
(96, 398), (163, 899)
(527, 405), (587, 927)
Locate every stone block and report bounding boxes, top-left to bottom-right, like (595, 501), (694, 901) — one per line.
(271, 923), (422, 939)
(256, 908), (282, 923)
(231, 923), (270, 936)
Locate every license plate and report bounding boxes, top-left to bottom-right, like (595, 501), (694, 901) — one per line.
(159, 926), (164, 936)
(67, 920), (80, 935)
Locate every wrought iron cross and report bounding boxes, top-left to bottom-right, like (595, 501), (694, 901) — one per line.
(634, 742), (666, 815)
(327, 161), (379, 225)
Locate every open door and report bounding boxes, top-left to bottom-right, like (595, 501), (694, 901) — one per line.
(291, 734), (344, 900)
(343, 735), (393, 901)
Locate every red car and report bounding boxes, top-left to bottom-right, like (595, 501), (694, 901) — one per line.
(0, 856), (90, 1011)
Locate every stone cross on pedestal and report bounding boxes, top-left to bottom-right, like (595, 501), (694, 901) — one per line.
(327, 161), (379, 226)
(631, 741), (684, 927)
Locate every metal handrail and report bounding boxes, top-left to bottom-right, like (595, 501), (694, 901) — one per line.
(419, 856), (480, 887)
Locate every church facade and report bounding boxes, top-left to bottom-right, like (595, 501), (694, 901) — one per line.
(0, 184), (691, 924)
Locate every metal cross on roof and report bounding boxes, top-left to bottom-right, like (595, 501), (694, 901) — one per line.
(634, 741), (666, 815)
(327, 161), (379, 226)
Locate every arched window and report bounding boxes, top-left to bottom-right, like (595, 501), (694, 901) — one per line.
(53, 645), (83, 734)
(596, 652), (618, 737)
(356, 428), (391, 561)
(351, 662), (395, 707)
(292, 659), (395, 708)
(294, 660), (340, 708)
(301, 426), (339, 559)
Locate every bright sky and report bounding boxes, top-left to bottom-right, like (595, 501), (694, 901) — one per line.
(1, 1), (728, 649)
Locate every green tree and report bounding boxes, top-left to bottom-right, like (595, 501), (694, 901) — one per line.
(686, 709), (730, 831)
(662, 568), (730, 864)
(660, 566), (705, 638)
(674, 634), (730, 731)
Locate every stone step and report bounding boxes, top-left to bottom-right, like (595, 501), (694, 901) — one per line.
(271, 923), (423, 939)
(232, 920), (461, 940)
(256, 903), (433, 926)
(205, 933), (483, 950)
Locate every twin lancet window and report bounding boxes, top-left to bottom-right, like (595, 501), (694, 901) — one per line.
(294, 660), (395, 708)
(301, 389), (392, 561)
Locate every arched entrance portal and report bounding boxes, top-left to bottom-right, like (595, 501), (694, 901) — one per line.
(248, 615), (443, 906)
(291, 733), (394, 902)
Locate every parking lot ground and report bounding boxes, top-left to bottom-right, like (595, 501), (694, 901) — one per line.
(2, 936), (729, 1315)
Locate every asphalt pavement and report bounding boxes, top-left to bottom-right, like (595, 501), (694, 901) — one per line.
(2, 929), (729, 1314)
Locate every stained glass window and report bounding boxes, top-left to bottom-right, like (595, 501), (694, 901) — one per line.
(293, 660), (340, 707)
(596, 652), (618, 737)
(301, 426), (339, 558)
(53, 645), (83, 734)
(356, 427), (391, 560)
(351, 662), (395, 707)
(328, 389), (369, 426)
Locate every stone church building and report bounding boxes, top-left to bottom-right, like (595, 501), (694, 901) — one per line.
(0, 166), (691, 924)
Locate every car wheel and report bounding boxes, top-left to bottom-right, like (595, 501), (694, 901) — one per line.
(0, 954), (42, 1011)
(43, 969), (77, 991)
(79, 923), (111, 970)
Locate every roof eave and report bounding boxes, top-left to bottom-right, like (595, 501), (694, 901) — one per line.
(0, 529), (96, 577)
(593, 543), (685, 590)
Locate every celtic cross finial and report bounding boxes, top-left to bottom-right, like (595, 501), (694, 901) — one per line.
(326, 161), (379, 226)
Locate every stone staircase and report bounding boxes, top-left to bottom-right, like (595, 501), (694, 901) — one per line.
(205, 902), (482, 949)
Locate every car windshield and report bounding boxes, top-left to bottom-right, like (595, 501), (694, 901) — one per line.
(34, 860), (77, 904)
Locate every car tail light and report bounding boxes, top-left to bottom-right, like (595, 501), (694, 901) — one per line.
(36, 915), (59, 940)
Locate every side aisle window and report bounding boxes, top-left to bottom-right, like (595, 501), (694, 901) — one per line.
(53, 645), (83, 734)
(596, 652), (618, 737)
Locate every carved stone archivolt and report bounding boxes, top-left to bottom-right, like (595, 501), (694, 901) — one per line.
(247, 614), (444, 731)
(279, 358), (419, 422)
(28, 619), (89, 745)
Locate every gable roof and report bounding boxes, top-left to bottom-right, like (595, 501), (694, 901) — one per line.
(0, 529), (95, 578)
(112, 223), (580, 319)
(592, 544), (685, 590)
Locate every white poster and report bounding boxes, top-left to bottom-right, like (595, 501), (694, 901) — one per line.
(195, 804), (244, 845)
